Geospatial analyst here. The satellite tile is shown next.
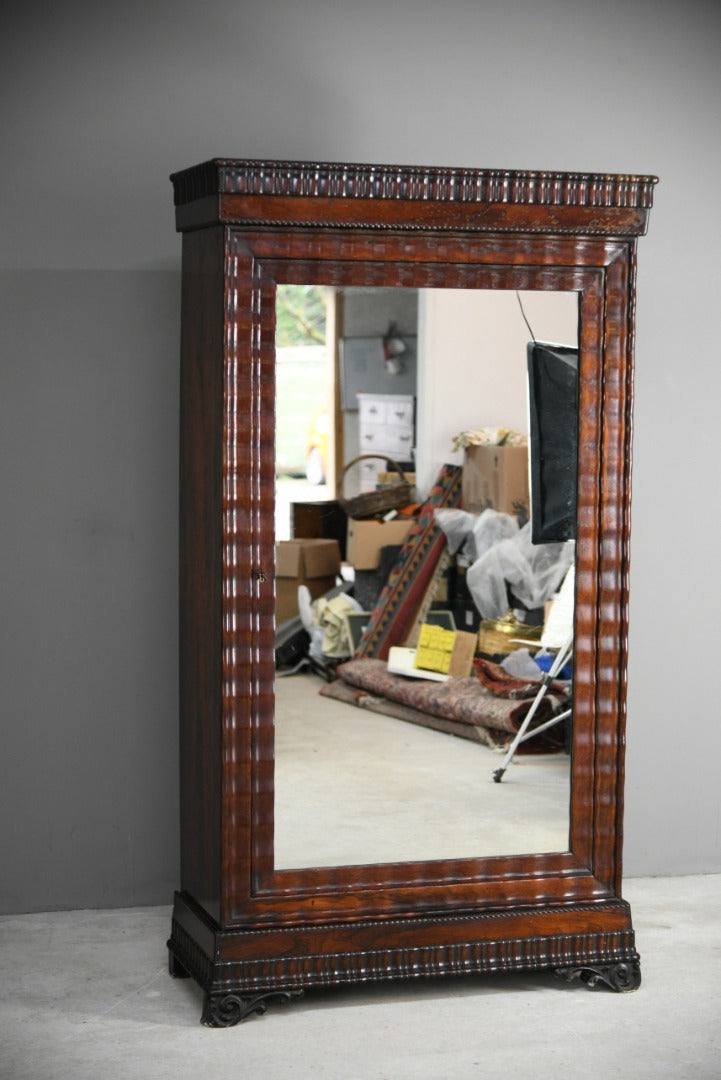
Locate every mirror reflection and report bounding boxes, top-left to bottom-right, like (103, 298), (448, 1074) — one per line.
(274, 286), (578, 870)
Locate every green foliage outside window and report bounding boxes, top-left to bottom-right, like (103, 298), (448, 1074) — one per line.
(276, 284), (327, 346)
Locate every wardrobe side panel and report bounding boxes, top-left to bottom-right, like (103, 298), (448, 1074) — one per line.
(178, 226), (225, 922)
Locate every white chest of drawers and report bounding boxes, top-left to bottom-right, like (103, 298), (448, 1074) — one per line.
(357, 393), (415, 490)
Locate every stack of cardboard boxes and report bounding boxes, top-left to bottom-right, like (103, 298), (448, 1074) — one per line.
(275, 538), (341, 624)
(277, 439), (531, 638)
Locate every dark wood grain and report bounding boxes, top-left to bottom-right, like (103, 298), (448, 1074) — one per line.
(168, 158), (656, 1023)
(178, 227), (225, 923)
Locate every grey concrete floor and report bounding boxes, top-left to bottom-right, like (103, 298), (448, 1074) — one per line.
(274, 671), (571, 868)
(1, 875), (720, 1079)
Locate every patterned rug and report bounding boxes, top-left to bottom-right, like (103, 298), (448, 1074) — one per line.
(324, 658), (566, 751)
(319, 675), (508, 748)
(355, 464), (462, 661)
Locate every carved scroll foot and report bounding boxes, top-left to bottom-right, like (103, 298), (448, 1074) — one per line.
(201, 989), (304, 1027)
(555, 958), (641, 993)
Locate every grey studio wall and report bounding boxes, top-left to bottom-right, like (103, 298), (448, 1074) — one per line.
(1, 0), (719, 913)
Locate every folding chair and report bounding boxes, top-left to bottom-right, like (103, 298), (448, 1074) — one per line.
(492, 629), (573, 783)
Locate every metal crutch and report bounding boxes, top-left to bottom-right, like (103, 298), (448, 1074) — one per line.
(492, 630), (574, 783)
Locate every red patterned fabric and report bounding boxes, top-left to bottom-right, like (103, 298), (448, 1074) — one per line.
(334, 658), (564, 738)
(356, 465), (462, 661)
(473, 657), (568, 700)
(319, 676), (508, 748)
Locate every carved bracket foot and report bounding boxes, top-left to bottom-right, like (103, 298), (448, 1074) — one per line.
(555, 958), (641, 993)
(201, 989), (304, 1027)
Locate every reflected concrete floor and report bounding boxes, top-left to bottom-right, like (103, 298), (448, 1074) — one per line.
(1, 876), (720, 1079)
(274, 671), (570, 868)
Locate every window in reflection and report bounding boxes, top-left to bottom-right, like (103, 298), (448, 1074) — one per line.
(275, 284), (332, 541)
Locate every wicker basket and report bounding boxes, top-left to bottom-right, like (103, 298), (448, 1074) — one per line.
(339, 455), (414, 519)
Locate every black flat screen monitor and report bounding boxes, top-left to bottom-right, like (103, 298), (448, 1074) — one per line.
(527, 340), (579, 543)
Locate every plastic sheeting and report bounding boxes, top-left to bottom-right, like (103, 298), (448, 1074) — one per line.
(436, 507), (574, 621)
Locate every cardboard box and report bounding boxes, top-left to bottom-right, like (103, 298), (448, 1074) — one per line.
(346, 518), (414, 571)
(461, 444), (529, 518)
(290, 499), (348, 560)
(275, 538), (341, 623)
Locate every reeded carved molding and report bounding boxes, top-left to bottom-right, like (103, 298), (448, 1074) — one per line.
(168, 919), (213, 989)
(198, 953), (641, 1025)
(214, 930), (638, 994)
(171, 159), (657, 211)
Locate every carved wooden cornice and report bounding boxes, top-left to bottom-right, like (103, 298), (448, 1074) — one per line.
(172, 159), (657, 209)
(171, 159), (657, 237)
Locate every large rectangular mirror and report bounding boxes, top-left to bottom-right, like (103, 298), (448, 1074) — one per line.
(273, 285), (578, 869)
